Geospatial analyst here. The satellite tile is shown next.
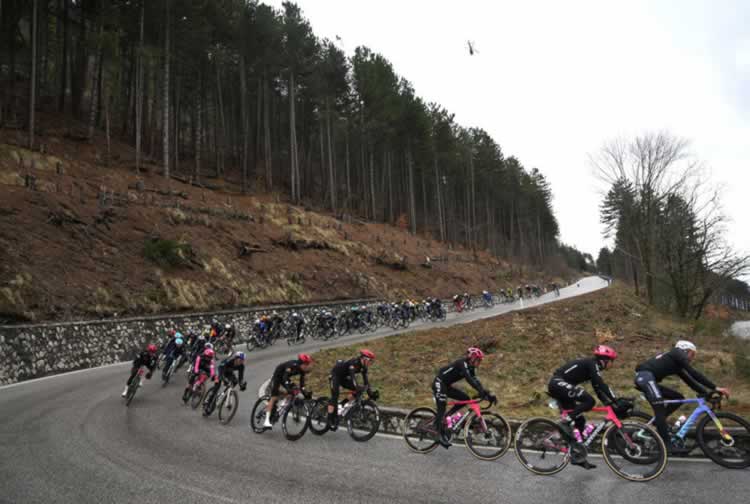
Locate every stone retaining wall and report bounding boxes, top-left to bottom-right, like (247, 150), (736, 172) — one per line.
(0, 299), (373, 385)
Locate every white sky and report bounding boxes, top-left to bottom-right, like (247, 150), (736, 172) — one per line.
(268, 0), (750, 263)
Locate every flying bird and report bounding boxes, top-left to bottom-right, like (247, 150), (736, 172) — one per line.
(467, 40), (478, 56)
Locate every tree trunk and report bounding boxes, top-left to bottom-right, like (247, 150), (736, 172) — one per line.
(215, 63), (226, 177)
(369, 149), (376, 221)
(135, 0), (144, 173)
(325, 97), (335, 211)
(290, 71), (299, 201)
(263, 70), (272, 192)
(163, 0), (170, 180)
(434, 150), (445, 241)
(58, 0), (69, 112)
(29, 0), (38, 149)
(195, 84), (202, 182)
(240, 55), (248, 193)
(87, 23), (103, 141)
(407, 145), (416, 234)
(345, 122), (351, 209)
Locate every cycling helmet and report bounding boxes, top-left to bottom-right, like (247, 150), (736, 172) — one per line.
(298, 353), (313, 364)
(175, 337), (184, 346)
(467, 347), (484, 361)
(675, 340), (697, 352)
(174, 331), (183, 340)
(593, 345), (618, 360)
(147, 344), (158, 354)
(234, 351), (246, 361)
(203, 348), (215, 358)
(198, 334), (205, 341)
(204, 342), (214, 350)
(360, 349), (376, 360)
(225, 323), (232, 329)
(167, 329), (176, 337)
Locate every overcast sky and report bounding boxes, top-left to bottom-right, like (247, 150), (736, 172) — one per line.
(269, 0), (750, 262)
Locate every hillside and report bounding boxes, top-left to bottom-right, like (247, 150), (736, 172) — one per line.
(308, 284), (750, 416)
(0, 122), (564, 323)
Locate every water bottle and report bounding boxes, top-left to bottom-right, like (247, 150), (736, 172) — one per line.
(450, 412), (463, 427)
(582, 423), (596, 439)
(673, 415), (687, 431)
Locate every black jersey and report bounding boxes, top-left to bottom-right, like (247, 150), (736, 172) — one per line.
(218, 357), (245, 384)
(272, 359), (307, 389)
(636, 348), (716, 393)
(332, 357), (370, 388)
(435, 358), (486, 396)
(551, 357), (615, 404)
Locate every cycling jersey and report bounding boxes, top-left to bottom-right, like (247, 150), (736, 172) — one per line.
(435, 358), (486, 396)
(218, 357), (245, 385)
(551, 357), (615, 404)
(193, 355), (216, 379)
(635, 348), (716, 393)
(332, 357), (369, 389)
(271, 359), (307, 392)
(132, 350), (158, 371)
(162, 337), (186, 358)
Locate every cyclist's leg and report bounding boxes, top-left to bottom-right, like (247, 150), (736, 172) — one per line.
(549, 379), (588, 431)
(635, 371), (670, 444)
(443, 386), (470, 418)
(659, 385), (684, 418)
(432, 378), (447, 429)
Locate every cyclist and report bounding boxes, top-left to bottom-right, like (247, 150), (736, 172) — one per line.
(122, 344), (159, 397)
(432, 347), (495, 448)
(206, 351), (247, 405)
(289, 312), (305, 337)
(634, 340), (730, 451)
(263, 354), (314, 429)
(548, 345), (618, 469)
(161, 334), (187, 377)
(182, 347), (217, 403)
(327, 349), (376, 431)
(482, 290), (492, 306)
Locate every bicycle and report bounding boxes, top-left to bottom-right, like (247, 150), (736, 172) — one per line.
(203, 378), (242, 425)
(161, 353), (183, 386)
(124, 366), (146, 406)
(182, 371), (211, 410)
(250, 385), (313, 441)
(308, 388), (382, 442)
(402, 398), (511, 461)
(514, 397), (667, 482)
(625, 391), (750, 468)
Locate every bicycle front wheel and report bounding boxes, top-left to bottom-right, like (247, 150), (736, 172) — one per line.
(514, 418), (570, 475)
(696, 411), (750, 469)
(218, 389), (239, 425)
(282, 398), (310, 441)
(190, 383), (207, 410)
(346, 400), (380, 442)
(125, 381), (138, 407)
(464, 411), (511, 461)
(402, 407), (439, 454)
(602, 421), (667, 482)
(308, 398), (330, 436)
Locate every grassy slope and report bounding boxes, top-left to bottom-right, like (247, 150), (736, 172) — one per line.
(308, 284), (750, 417)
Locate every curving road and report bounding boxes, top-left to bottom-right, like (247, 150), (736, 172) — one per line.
(1, 277), (747, 504)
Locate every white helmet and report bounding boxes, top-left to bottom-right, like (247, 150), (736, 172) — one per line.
(675, 340), (697, 352)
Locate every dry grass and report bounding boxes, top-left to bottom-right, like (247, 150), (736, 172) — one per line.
(307, 285), (750, 418)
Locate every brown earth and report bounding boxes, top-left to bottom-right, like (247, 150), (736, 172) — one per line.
(0, 117), (566, 323)
(308, 284), (750, 417)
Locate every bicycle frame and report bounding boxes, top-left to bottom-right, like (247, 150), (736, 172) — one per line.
(653, 397), (732, 442)
(560, 405), (627, 449)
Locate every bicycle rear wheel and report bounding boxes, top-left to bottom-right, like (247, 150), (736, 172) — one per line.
(402, 407), (439, 454)
(282, 398), (310, 441)
(250, 396), (270, 433)
(602, 421), (667, 482)
(346, 400), (380, 442)
(218, 389), (239, 425)
(308, 398), (330, 435)
(125, 381), (138, 407)
(464, 411), (511, 461)
(696, 411), (750, 469)
(190, 383), (207, 410)
(514, 418), (570, 475)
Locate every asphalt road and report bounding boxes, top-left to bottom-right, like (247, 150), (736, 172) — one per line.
(1, 277), (747, 504)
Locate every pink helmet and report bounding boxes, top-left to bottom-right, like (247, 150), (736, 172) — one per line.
(594, 345), (617, 360)
(467, 347), (484, 361)
(203, 348), (215, 358)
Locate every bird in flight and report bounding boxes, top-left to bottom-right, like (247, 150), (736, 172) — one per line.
(467, 40), (478, 56)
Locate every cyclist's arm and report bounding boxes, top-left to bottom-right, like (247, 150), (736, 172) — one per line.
(461, 361), (486, 396)
(678, 366), (716, 394)
(237, 364), (245, 385)
(194, 356), (201, 374)
(590, 366), (616, 404)
(348, 365), (359, 388)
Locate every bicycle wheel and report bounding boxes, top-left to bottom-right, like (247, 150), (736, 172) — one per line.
(308, 398), (330, 435)
(125, 381), (138, 407)
(218, 389), (239, 425)
(202, 387), (219, 417)
(402, 407), (439, 454)
(602, 421), (667, 482)
(250, 396), (270, 434)
(696, 411), (750, 469)
(464, 411), (512, 461)
(190, 383), (206, 410)
(282, 397), (310, 441)
(514, 418), (571, 475)
(346, 400), (380, 442)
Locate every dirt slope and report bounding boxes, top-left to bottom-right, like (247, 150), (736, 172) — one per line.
(0, 122), (563, 323)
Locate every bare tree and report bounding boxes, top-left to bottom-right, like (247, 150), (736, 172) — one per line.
(29, 0), (38, 149)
